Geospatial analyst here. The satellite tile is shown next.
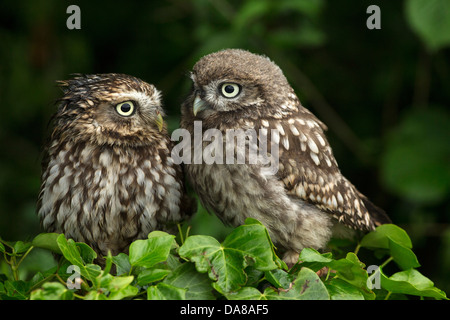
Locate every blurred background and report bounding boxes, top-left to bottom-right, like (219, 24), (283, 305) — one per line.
(0, 0), (449, 293)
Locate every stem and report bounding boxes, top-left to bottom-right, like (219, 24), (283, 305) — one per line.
(16, 246), (34, 269)
(1, 239), (14, 250)
(133, 290), (148, 298)
(73, 293), (85, 300)
(354, 243), (361, 255)
(177, 223), (184, 245)
(3, 252), (12, 265)
(384, 291), (392, 300)
(28, 274), (56, 293)
(11, 256), (19, 281)
(324, 267), (332, 282)
(378, 256), (394, 300)
(380, 256), (394, 269)
(185, 225), (191, 239)
(2, 242), (34, 281)
(55, 273), (68, 287)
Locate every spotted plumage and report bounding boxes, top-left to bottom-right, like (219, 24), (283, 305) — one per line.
(180, 49), (390, 264)
(38, 73), (195, 258)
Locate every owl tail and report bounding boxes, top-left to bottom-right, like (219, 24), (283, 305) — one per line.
(360, 196), (392, 228)
(183, 193), (198, 217)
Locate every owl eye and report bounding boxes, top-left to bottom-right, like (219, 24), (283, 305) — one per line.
(220, 83), (241, 98)
(115, 101), (135, 117)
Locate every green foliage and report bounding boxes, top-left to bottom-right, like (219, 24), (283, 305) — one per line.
(405, 0), (450, 52)
(0, 0), (449, 298)
(381, 107), (450, 204)
(0, 220), (447, 300)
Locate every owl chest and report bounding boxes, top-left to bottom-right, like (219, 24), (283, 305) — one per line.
(188, 159), (272, 223)
(40, 145), (160, 220)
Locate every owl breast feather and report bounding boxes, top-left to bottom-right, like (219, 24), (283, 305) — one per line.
(37, 141), (182, 256)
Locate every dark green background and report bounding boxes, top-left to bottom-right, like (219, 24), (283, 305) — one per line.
(0, 0), (449, 294)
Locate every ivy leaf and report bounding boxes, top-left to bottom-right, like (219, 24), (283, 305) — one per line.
(226, 268), (331, 300)
(179, 218), (277, 293)
(265, 269), (294, 289)
(326, 278), (365, 300)
(298, 248), (333, 263)
(178, 235), (219, 271)
(2, 280), (29, 300)
(222, 218), (277, 270)
(129, 232), (175, 268)
(112, 253), (131, 276)
(331, 253), (375, 300)
(333, 253), (367, 285)
(381, 269), (448, 299)
(12, 241), (32, 255)
(360, 224), (412, 249)
(147, 283), (187, 300)
(137, 268), (171, 286)
(405, 0), (450, 52)
(29, 270), (56, 294)
(381, 108), (450, 204)
(225, 287), (266, 300)
(30, 282), (73, 300)
(263, 267), (330, 300)
(299, 249), (374, 299)
(179, 235), (246, 293)
(56, 234), (84, 266)
(56, 234), (101, 282)
(76, 242), (97, 265)
(245, 266), (265, 287)
(32, 233), (62, 255)
(360, 224), (420, 270)
(83, 290), (108, 300)
(388, 238), (420, 270)
(296, 248), (333, 272)
(163, 263), (215, 300)
(98, 274), (138, 300)
(56, 234), (97, 265)
(109, 284), (139, 300)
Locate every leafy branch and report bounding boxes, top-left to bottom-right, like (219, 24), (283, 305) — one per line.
(0, 219), (447, 300)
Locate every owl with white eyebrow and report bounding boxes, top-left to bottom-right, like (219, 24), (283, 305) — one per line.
(38, 73), (196, 259)
(180, 49), (390, 264)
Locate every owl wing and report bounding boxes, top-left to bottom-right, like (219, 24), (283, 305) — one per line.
(260, 105), (390, 231)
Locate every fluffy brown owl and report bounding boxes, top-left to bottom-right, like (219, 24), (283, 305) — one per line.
(38, 73), (195, 258)
(180, 49), (390, 264)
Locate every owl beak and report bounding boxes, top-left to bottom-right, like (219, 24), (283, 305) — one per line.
(155, 112), (164, 132)
(193, 95), (207, 116)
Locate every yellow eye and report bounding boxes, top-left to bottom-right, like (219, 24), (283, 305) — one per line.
(220, 83), (240, 98)
(115, 101), (135, 117)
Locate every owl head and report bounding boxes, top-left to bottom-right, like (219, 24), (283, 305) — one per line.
(54, 73), (165, 147)
(187, 49), (297, 121)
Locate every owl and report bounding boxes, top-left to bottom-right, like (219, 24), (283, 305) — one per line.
(180, 49), (391, 264)
(38, 73), (195, 259)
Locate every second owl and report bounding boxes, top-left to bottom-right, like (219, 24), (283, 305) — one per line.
(38, 73), (195, 259)
(180, 49), (390, 264)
